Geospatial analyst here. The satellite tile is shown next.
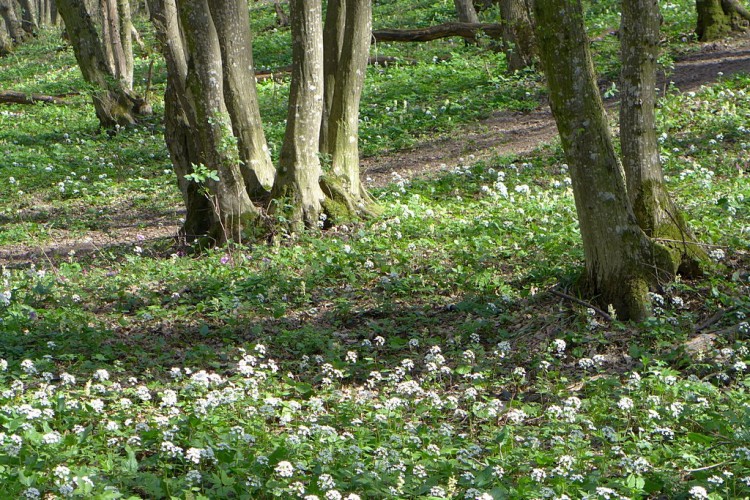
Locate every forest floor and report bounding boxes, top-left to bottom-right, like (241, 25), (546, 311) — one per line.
(2, 34), (750, 265)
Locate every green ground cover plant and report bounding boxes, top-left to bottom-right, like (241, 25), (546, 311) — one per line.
(0, 1), (748, 498)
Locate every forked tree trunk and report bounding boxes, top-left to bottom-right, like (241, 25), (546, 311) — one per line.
(620, 0), (705, 275)
(178, 0), (261, 244)
(208, 0), (275, 196)
(534, 0), (674, 321)
(56, 0), (147, 128)
(320, 0), (377, 216)
(498, 0), (535, 70)
(272, 0), (328, 229)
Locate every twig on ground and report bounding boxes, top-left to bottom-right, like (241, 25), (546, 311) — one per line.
(548, 288), (613, 322)
(695, 305), (738, 332)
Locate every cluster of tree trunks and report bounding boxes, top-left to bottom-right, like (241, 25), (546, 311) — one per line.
(0, 0), (58, 55)
(535, 0), (704, 320)
(145, 0), (376, 246)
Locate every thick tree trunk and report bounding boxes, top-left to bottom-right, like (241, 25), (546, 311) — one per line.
(534, 0), (672, 321)
(0, 15), (11, 54)
(208, 0), (275, 196)
(454, 0), (480, 43)
(498, 0), (536, 70)
(57, 0), (147, 128)
(320, 0), (377, 216)
(148, 0), (212, 241)
(178, 0), (261, 244)
(100, 0), (132, 88)
(620, 0), (705, 276)
(0, 0), (28, 43)
(696, 0), (750, 40)
(272, 0), (327, 230)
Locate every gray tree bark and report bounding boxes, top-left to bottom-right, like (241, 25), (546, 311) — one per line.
(0, 16), (11, 54)
(534, 0), (673, 321)
(620, 0), (704, 275)
(17, 0), (37, 34)
(499, 0), (535, 70)
(57, 0), (148, 128)
(178, 0), (262, 245)
(320, 0), (377, 215)
(118, 0), (134, 88)
(272, 0), (328, 229)
(208, 0), (275, 196)
(0, 0), (28, 43)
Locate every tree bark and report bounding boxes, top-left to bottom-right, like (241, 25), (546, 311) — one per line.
(620, 0), (705, 275)
(118, 0), (134, 88)
(56, 0), (147, 128)
(320, 0), (345, 153)
(0, 0), (28, 43)
(273, 0), (289, 26)
(498, 0), (536, 70)
(372, 22), (503, 42)
(0, 89), (65, 104)
(208, 0), (275, 197)
(272, 0), (327, 230)
(696, 0), (750, 40)
(178, 0), (262, 244)
(454, 0), (480, 43)
(534, 0), (671, 321)
(0, 14), (11, 54)
(320, 0), (377, 216)
(17, 0), (37, 34)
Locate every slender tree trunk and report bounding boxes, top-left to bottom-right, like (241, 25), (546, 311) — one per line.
(620, 0), (705, 276)
(499, 0), (535, 70)
(100, 0), (116, 73)
(56, 0), (148, 128)
(178, 0), (261, 244)
(118, 0), (134, 88)
(17, 0), (37, 34)
(454, 0), (480, 43)
(320, 0), (345, 153)
(0, 0), (28, 43)
(208, 0), (275, 196)
(320, 0), (377, 215)
(534, 0), (674, 321)
(272, 0), (327, 229)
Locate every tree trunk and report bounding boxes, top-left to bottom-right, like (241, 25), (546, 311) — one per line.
(320, 0), (345, 153)
(454, 0), (480, 43)
(272, 0), (327, 230)
(0, 0), (28, 43)
(148, 0), (212, 241)
(0, 14), (11, 53)
(320, 0), (377, 216)
(696, 0), (750, 40)
(620, 0), (705, 276)
(17, 0), (37, 34)
(534, 0), (673, 321)
(178, 0), (262, 244)
(273, 0), (289, 26)
(372, 22), (503, 42)
(498, 0), (536, 70)
(118, 0), (134, 89)
(208, 0), (275, 197)
(56, 0), (147, 128)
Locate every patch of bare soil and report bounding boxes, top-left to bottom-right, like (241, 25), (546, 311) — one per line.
(4, 34), (750, 266)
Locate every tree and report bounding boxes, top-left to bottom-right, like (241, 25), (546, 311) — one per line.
(0, 0), (29, 44)
(319, 0), (377, 216)
(696, 0), (750, 41)
(534, 0), (679, 320)
(620, 0), (705, 274)
(498, 0), (535, 70)
(56, 0), (149, 128)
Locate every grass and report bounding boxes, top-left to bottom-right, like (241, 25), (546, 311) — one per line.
(0, 1), (749, 499)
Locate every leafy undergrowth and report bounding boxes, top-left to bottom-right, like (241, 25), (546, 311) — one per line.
(0, 3), (750, 500)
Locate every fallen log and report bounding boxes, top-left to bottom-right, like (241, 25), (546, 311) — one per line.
(372, 22), (503, 43)
(0, 90), (65, 105)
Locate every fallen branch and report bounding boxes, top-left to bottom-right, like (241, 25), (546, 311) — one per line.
(695, 305), (738, 332)
(0, 90), (65, 105)
(372, 22), (503, 43)
(549, 288), (613, 322)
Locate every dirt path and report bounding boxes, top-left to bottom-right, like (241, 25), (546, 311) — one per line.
(362, 34), (750, 188)
(3, 35), (750, 265)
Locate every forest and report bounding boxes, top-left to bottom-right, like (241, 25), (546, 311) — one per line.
(0, 0), (749, 498)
